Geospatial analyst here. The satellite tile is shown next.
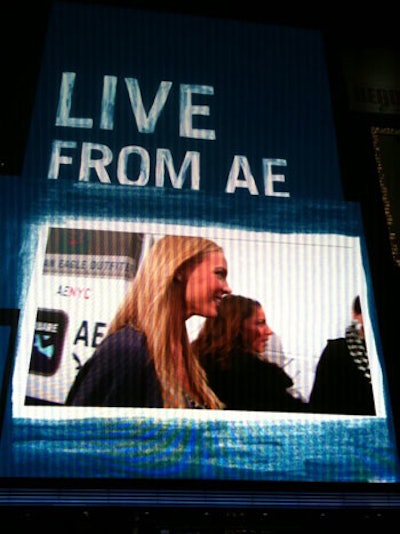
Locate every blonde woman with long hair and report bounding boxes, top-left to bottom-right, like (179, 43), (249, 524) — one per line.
(66, 234), (231, 409)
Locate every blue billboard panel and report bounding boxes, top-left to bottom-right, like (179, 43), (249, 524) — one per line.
(1, 1), (399, 484)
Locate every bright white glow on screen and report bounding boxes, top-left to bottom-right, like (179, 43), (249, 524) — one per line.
(11, 218), (386, 420)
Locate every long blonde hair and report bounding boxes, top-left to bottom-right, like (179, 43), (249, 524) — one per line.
(108, 234), (225, 409)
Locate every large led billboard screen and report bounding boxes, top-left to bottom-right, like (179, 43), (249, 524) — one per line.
(1, 1), (399, 493)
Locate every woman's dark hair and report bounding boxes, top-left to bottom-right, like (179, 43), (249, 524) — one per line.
(192, 294), (261, 367)
(353, 296), (362, 315)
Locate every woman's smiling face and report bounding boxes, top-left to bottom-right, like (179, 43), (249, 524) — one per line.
(183, 251), (231, 319)
(243, 305), (273, 354)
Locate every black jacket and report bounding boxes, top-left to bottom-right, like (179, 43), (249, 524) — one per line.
(309, 338), (375, 415)
(202, 351), (308, 412)
(65, 326), (163, 407)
